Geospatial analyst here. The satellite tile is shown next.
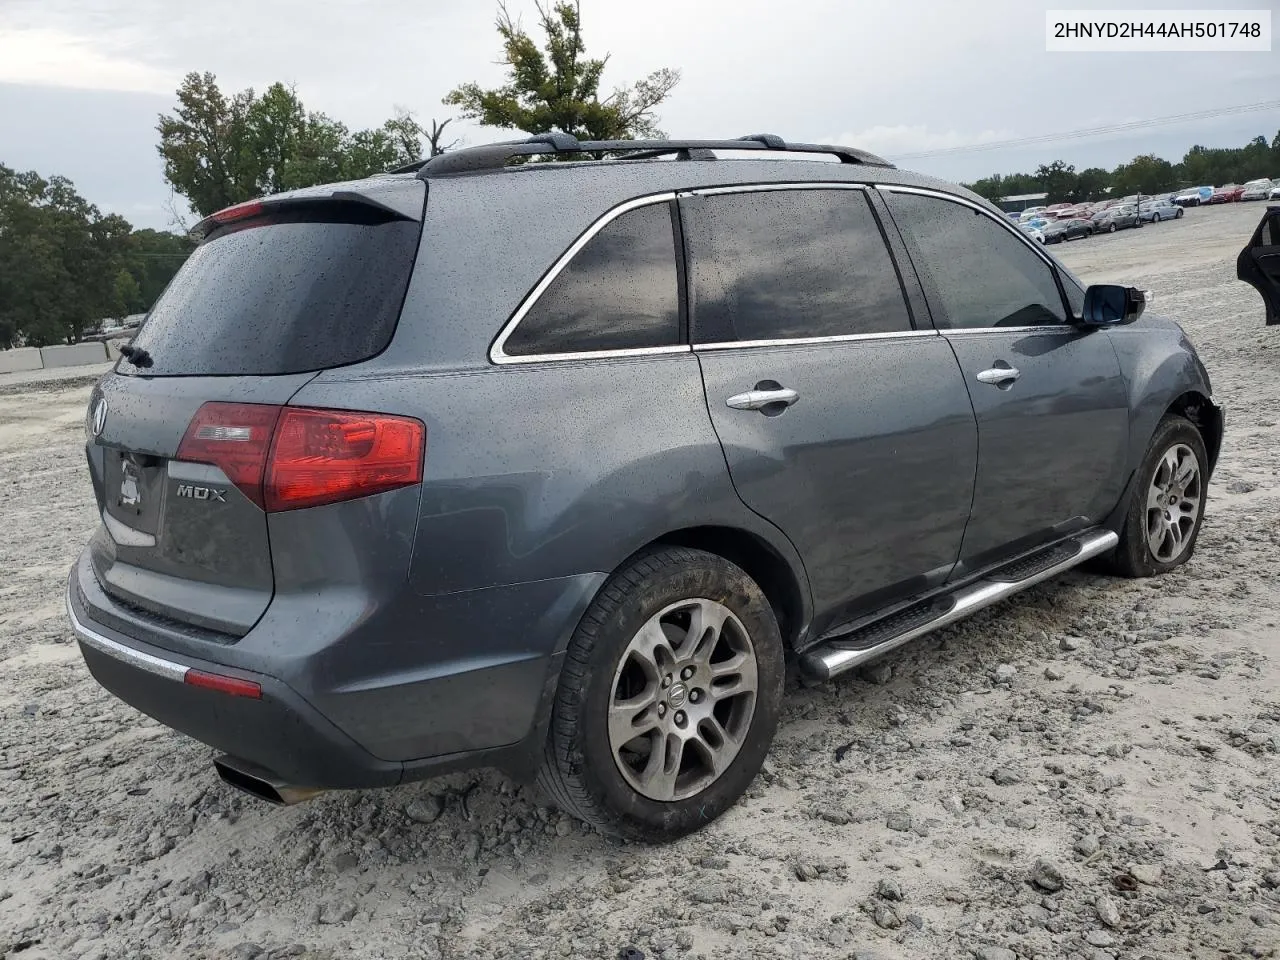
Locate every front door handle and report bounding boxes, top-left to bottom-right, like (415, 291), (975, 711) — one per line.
(726, 387), (799, 411)
(975, 366), (1021, 386)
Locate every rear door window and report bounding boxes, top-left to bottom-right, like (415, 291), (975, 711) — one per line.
(685, 189), (913, 343)
(887, 192), (1069, 330)
(501, 201), (680, 357)
(120, 205), (422, 377)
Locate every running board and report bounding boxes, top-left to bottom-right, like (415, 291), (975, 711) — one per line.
(800, 528), (1118, 682)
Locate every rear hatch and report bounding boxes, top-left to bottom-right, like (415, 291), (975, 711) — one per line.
(1238, 204), (1280, 326)
(84, 177), (426, 638)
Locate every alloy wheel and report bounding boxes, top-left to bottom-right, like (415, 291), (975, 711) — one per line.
(608, 598), (758, 802)
(1145, 443), (1202, 563)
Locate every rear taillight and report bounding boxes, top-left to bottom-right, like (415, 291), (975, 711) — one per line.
(177, 403), (281, 508)
(176, 403), (424, 512)
(265, 407), (424, 511)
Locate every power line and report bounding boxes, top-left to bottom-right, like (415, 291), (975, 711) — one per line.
(888, 99), (1280, 161)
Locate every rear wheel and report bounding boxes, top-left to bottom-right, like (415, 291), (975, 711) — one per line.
(1104, 416), (1208, 578)
(538, 547), (785, 841)
(1176, 208), (1184, 218)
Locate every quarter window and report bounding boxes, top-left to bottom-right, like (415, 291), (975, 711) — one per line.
(888, 192), (1069, 329)
(685, 189), (913, 343)
(502, 201), (680, 357)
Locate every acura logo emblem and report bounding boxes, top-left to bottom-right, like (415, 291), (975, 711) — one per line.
(91, 398), (108, 438)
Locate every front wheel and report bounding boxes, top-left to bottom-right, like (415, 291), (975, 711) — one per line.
(1104, 416), (1208, 578)
(1176, 208), (1184, 218)
(1109, 223), (1117, 233)
(538, 547), (785, 841)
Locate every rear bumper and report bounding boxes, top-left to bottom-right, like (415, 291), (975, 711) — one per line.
(67, 553), (606, 790)
(69, 587), (402, 789)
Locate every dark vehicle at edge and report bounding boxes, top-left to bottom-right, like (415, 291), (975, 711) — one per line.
(67, 133), (1225, 841)
(1239, 204), (1280, 325)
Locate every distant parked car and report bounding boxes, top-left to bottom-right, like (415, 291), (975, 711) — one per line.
(1139, 199), (1184, 223)
(1042, 217), (1093, 243)
(1019, 206), (1048, 222)
(1092, 204), (1143, 233)
(1175, 186), (1214, 207)
(1018, 222), (1046, 243)
(1270, 180), (1280, 201)
(1241, 179), (1273, 201)
(1210, 185), (1245, 204)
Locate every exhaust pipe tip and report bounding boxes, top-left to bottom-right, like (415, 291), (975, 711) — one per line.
(213, 755), (326, 806)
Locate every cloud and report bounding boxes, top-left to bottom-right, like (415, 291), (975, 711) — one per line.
(0, 28), (176, 95)
(825, 125), (1020, 160)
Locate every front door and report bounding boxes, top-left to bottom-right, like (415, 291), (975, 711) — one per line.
(680, 186), (978, 628)
(883, 188), (1130, 576)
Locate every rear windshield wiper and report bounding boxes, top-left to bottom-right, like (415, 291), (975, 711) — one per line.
(119, 345), (153, 368)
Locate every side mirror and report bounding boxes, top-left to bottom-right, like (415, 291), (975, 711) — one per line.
(1079, 284), (1146, 327)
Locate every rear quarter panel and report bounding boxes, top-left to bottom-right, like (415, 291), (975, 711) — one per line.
(1106, 315), (1219, 479)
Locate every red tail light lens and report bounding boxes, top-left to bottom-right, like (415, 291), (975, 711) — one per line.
(265, 408), (424, 512)
(176, 402), (282, 508)
(177, 403), (424, 512)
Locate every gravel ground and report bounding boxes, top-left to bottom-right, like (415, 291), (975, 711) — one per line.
(2, 202), (1279, 960)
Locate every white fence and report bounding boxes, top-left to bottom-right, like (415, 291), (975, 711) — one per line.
(0, 340), (115, 375)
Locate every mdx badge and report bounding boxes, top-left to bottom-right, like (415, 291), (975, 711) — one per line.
(175, 484), (227, 503)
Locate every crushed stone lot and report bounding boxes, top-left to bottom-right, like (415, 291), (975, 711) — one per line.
(2, 202), (1280, 960)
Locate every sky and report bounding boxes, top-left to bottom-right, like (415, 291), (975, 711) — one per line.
(1, 0), (1278, 230)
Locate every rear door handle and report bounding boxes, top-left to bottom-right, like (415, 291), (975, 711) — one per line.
(726, 388), (799, 410)
(975, 366), (1020, 385)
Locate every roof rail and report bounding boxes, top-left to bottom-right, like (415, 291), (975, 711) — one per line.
(393, 133), (895, 177)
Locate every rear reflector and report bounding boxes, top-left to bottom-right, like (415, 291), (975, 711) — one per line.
(184, 669), (262, 699)
(177, 402), (425, 512)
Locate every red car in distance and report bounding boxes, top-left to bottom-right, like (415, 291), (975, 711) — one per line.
(1209, 185), (1245, 204)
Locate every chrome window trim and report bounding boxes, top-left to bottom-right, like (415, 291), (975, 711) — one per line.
(66, 589), (188, 682)
(875, 184), (1084, 331)
(943, 325), (1077, 336)
(681, 182), (870, 197)
(490, 192), (679, 365)
(695, 329), (938, 351)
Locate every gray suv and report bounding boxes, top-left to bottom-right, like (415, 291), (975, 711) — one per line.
(67, 134), (1223, 841)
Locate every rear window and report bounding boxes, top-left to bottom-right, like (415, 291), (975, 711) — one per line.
(120, 208), (422, 376)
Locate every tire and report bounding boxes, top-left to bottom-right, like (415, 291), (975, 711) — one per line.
(1176, 208), (1184, 218)
(1103, 416), (1209, 578)
(1109, 223), (1117, 233)
(537, 546), (785, 841)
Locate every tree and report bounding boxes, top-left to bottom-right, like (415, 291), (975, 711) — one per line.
(1111, 154), (1177, 197)
(0, 165), (133, 346)
(1034, 160), (1077, 202)
(1074, 167), (1112, 202)
(158, 73), (428, 218)
(445, 1), (680, 148)
(425, 118), (459, 157)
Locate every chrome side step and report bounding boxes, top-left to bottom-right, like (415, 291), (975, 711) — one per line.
(800, 528), (1118, 682)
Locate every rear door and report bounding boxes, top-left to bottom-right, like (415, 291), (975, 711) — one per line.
(1237, 205), (1280, 325)
(84, 183), (425, 637)
(681, 185), (978, 629)
(882, 188), (1130, 577)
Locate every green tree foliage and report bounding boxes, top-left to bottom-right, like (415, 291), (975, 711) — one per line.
(962, 130), (1280, 203)
(445, 1), (681, 147)
(158, 73), (431, 218)
(0, 165), (134, 347)
(0, 166), (191, 348)
(1035, 161), (1078, 202)
(1110, 154), (1178, 197)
